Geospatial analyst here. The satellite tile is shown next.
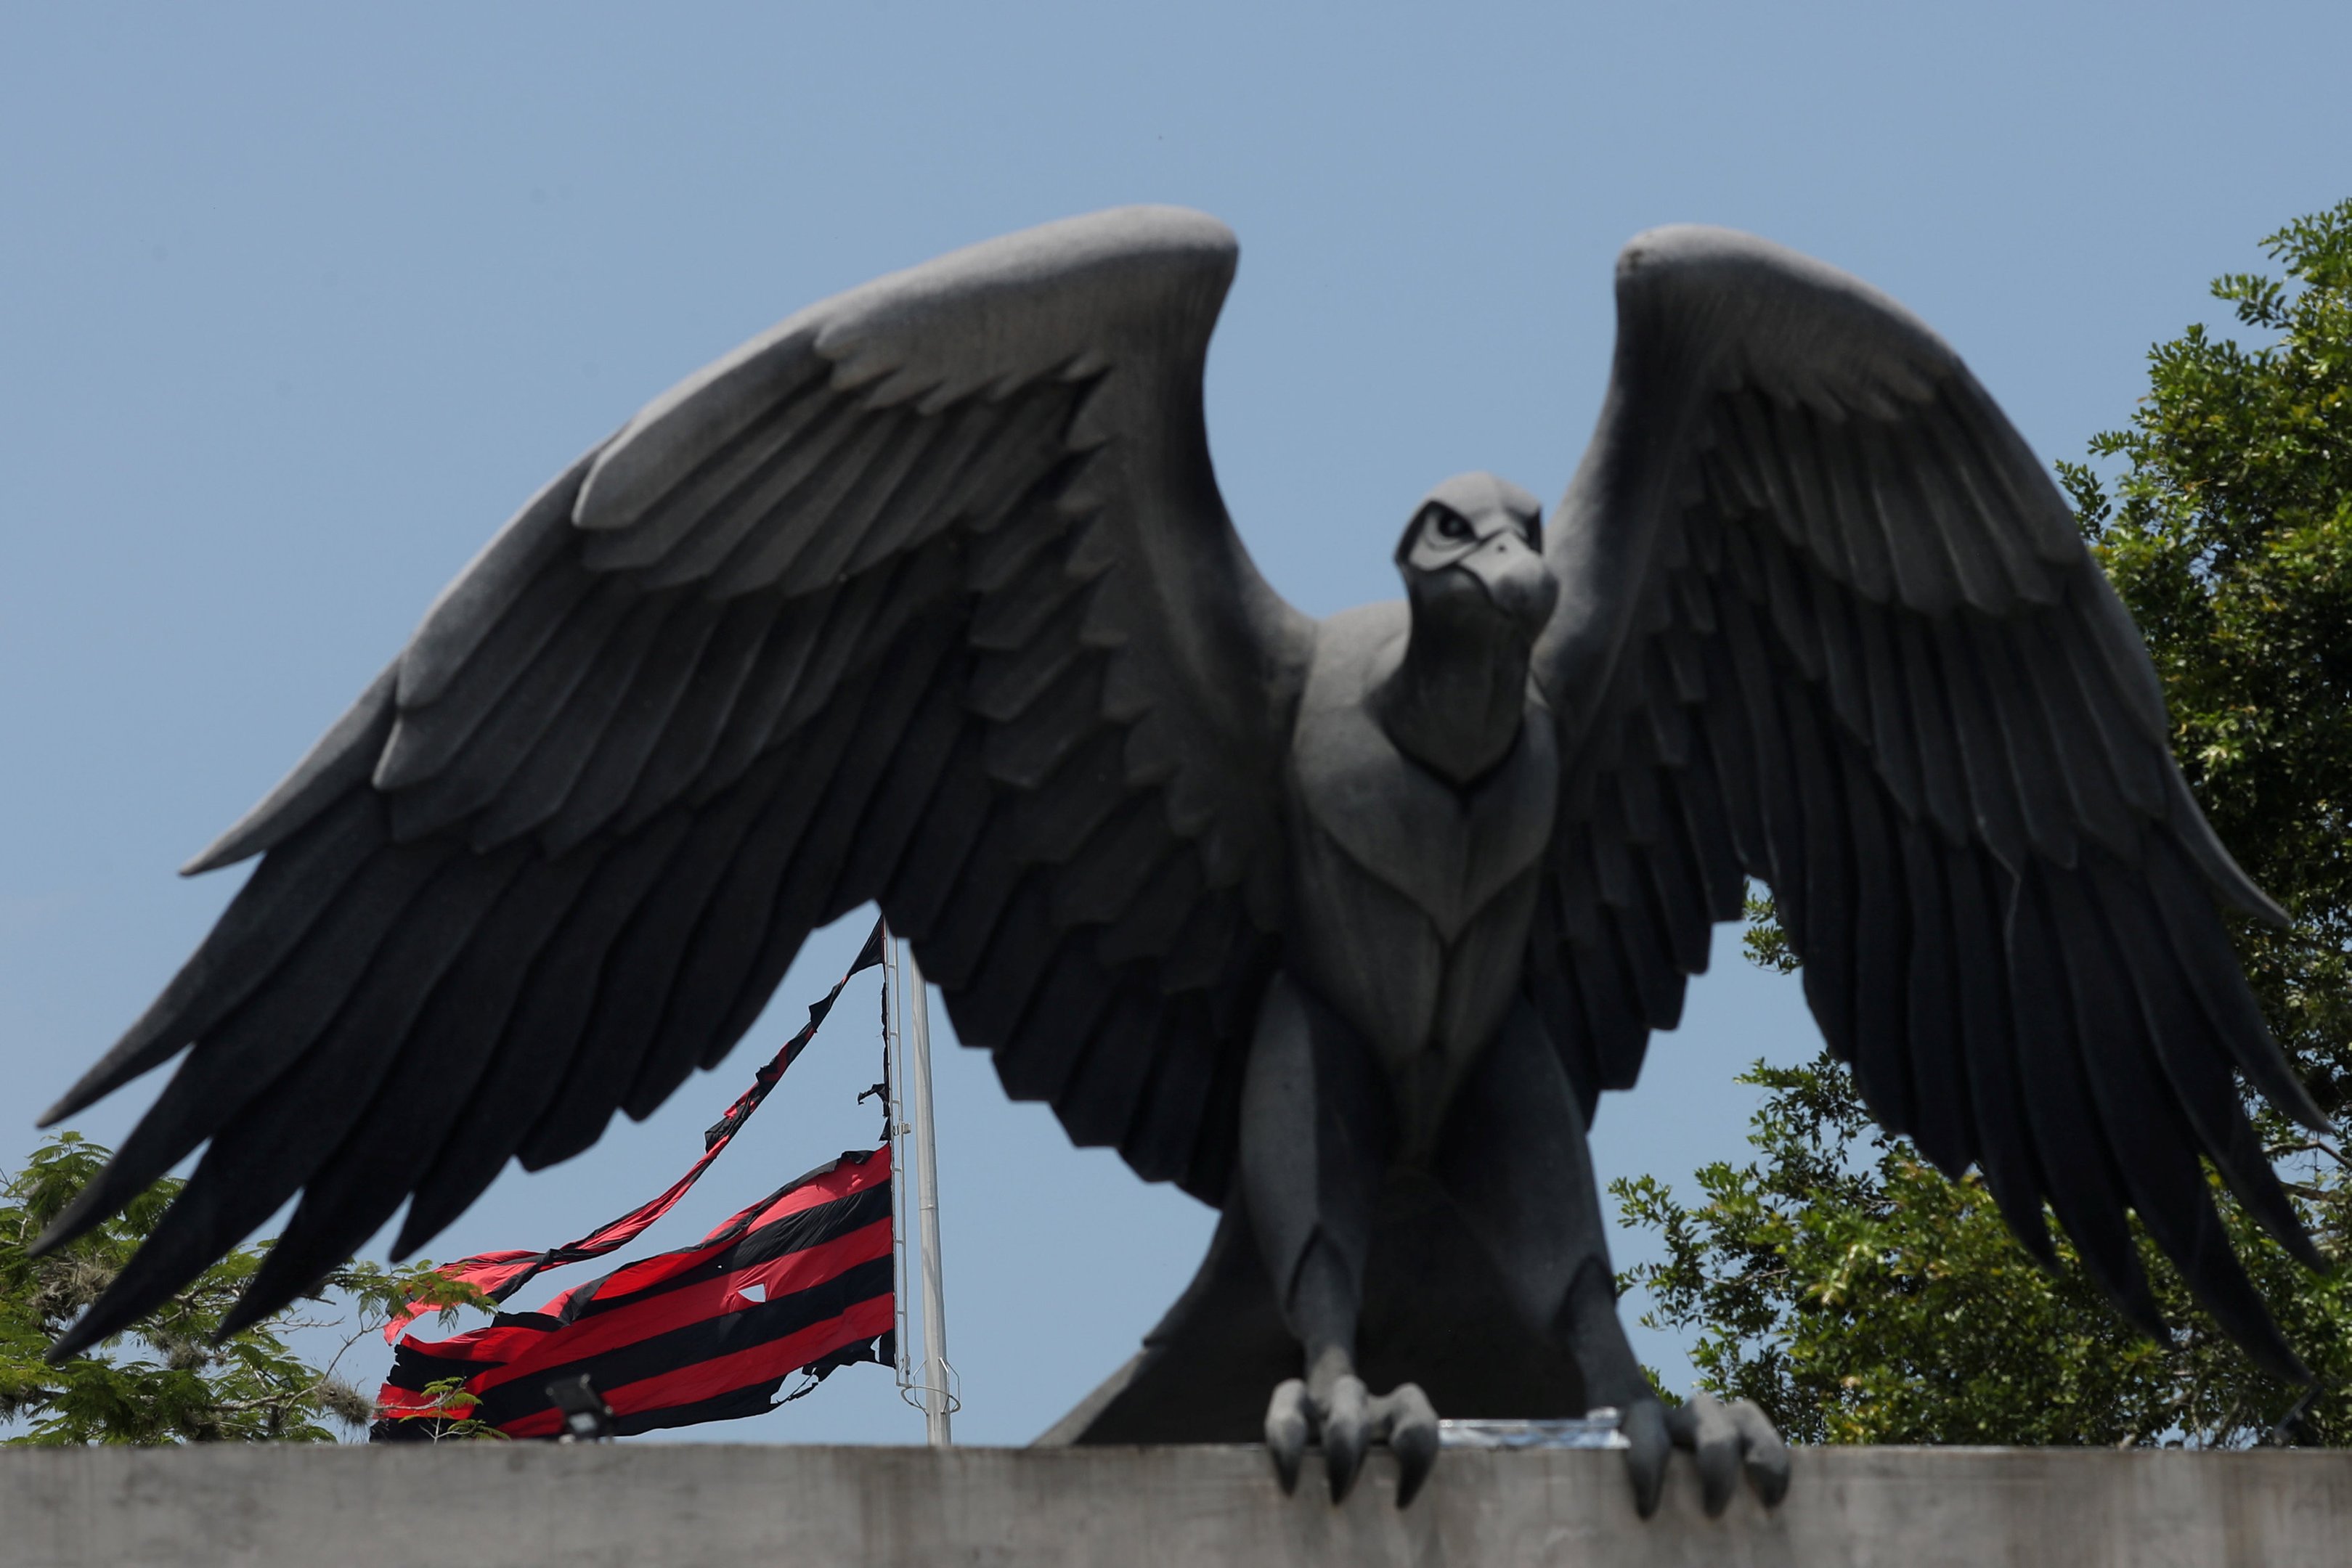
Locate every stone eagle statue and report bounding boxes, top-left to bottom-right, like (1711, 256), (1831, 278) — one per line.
(38, 208), (2324, 1512)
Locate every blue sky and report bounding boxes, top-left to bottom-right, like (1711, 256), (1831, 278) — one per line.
(4, 1), (2347, 1445)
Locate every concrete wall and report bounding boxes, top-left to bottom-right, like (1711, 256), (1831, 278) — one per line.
(4, 1443), (2348, 1568)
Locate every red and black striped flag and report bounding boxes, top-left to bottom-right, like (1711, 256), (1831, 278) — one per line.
(373, 1146), (893, 1440)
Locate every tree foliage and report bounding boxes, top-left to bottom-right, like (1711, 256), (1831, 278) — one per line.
(1625, 200), (2352, 1446)
(1, 1132), (484, 1445)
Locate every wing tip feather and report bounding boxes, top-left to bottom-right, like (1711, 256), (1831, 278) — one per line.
(38, 998), (195, 1129)
(181, 663), (399, 876)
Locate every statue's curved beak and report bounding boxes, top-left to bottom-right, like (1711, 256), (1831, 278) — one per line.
(1458, 531), (1558, 631)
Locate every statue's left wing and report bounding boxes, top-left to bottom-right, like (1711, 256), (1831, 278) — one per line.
(38, 208), (1311, 1357)
(1531, 226), (2327, 1379)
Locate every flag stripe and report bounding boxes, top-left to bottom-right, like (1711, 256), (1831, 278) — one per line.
(459, 1223), (892, 1400)
(481, 1266), (897, 1434)
(560, 1170), (891, 1320)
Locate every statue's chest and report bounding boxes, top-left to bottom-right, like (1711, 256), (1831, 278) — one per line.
(1287, 658), (1557, 943)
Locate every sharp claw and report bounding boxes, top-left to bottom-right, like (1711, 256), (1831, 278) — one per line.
(1682, 1392), (1739, 1516)
(1384, 1383), (1439, 1508)
(1728, 1397), (1791, 1507)
(1322, 1376), (1370, 1502)
(1265, 1379), (1310, 1495)
(1620, 1398), (1671, 1519)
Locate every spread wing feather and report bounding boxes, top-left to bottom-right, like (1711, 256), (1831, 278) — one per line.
(1534, 226), (2327, 1379)
(40, 207), (1309, 1355)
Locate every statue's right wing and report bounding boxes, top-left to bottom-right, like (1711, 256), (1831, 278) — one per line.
(40, 207), (1311, 1357)
(1531, 226), (2327, 1381)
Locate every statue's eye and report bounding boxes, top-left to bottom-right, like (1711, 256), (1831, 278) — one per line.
(1432, 508), (1471, 542)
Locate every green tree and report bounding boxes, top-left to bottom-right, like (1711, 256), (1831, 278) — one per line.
(1622, 200), (2352, 1446)
(1, 1131), (484, 1445)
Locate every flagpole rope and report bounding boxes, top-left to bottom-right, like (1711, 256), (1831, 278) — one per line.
(884, 929), (914, 1405)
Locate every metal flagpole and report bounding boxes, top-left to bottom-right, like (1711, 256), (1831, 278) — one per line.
(901, 939), (955, 1445)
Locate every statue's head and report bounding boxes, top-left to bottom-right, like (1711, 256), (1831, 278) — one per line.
(1394, 472), (1555, 635)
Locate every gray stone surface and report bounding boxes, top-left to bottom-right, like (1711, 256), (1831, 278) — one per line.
(4, 1444), (2348, 1567)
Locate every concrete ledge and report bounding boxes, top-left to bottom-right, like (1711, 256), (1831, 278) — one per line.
(3, 1443), (2348, 1567)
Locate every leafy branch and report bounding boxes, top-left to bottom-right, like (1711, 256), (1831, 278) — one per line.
(3, 1131), (493, 1445)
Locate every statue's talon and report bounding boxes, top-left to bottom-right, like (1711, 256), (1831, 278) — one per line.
(1265, 1379), (1311, 1493)
(1621, 1397), (1672, 1518)
(1726, 1397), (1791, 1506)
(1379, 1383), (1439, 1508)
(1322, 1375), (1372, 1500)
(1661, 1391), (1789, 1517)
(1262, 1375), (1442, 1506)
